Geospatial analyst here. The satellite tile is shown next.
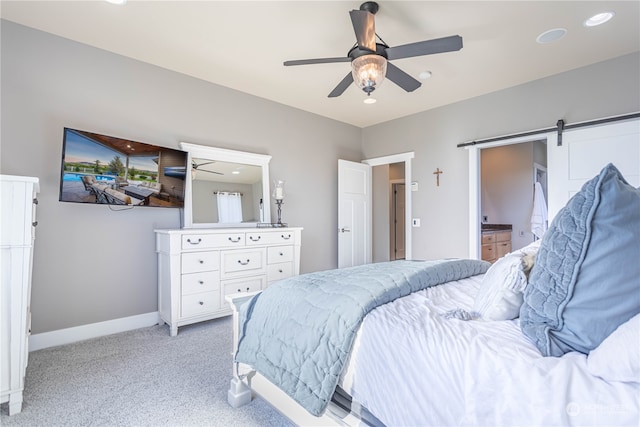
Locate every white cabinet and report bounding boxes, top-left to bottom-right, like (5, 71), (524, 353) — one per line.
(155, 227), (302, 336)
(1, 175), (39, 415)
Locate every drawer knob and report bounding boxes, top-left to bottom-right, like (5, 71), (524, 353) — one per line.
(187, 238), (202, 245)
(250, 236), (261, 241)
(246, 287), (250, 291)
(237, 288), (241, 292)
(32, 221), (39, 227)
(198, 280), (204, 285)
(281, 234), (291, 240)
(199, 260), (204, 264)
(237, 259), (250, 266)
(228, 237), (241, 243)
(279, 252), (284, 256)
(198, 301), (204, 306)
(278, 269), (283, 273)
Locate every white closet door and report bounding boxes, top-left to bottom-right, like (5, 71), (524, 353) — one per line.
(547, 118), (640, 221)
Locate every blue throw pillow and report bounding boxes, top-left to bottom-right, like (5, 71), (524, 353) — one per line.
(520, 163), (640, 357)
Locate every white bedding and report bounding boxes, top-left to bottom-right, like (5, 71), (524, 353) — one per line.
(339, 275), (640, 427)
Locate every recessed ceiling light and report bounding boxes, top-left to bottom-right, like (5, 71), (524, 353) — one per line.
(419, 71), (432, 80)
(536, 28), (567, 44)
(584, 11), (615, 27)
(232, 171), (240, 175)
(105, 0), (127, 4)
(363, 98), (377, 104)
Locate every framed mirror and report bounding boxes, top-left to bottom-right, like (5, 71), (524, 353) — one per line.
(180, 142), (272, 228)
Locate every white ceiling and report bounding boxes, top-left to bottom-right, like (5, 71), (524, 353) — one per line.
(2, 1), (638, 128)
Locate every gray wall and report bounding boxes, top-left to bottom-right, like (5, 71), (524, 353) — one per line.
(2, 20), (639, 335)
(363, 52), (640, 261)
(1, 21), (361, 334)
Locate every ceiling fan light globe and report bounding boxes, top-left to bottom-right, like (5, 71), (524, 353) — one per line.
(351, 54), (386, 94)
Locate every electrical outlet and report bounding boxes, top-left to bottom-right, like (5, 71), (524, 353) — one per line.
(412, 218), (421, 227)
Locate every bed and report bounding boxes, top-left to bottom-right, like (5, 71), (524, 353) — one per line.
(227, 163), (640, 426)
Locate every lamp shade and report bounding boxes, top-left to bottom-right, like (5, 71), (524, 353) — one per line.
(351, 54), (387, 95)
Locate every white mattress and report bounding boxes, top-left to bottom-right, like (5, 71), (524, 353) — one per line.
(339, 275), (640, 427)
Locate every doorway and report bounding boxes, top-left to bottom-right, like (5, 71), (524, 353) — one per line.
(480, 140), (547, 252)
(338, 152), (414, 268)
(391, 181), (406, 260)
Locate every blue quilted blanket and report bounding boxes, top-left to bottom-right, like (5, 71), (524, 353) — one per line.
(235, 259), (489, 416)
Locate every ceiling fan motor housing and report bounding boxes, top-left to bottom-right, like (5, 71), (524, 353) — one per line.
(360, 2), (379, 15)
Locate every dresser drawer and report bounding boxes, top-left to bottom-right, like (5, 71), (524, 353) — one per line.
(222, 276), (265, 296)
(181, 291), (220, 317)
(267, 262), (293, 283)
(267, 245), (293, 264)
(181, 233), (245, 250)
(181, 271), (220, 295)
(181, 251), (219, 274)
(221, 248), (266, 277)
(496, 241), (512, 258)
(494, 231), (511, 243)
(481, 243), (496, 261)
(246, 231), (296, 246)
(481, 233), (495, 244)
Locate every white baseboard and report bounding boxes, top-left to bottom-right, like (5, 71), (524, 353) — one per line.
(29, 312), (160, 352)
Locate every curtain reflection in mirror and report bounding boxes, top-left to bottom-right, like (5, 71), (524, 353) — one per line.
(216, 192), (243, 223)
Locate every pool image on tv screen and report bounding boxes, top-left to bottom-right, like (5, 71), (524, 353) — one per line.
(59, 128), (188, 208)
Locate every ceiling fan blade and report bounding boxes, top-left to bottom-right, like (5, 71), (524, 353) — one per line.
(328, 72), (354, 98)
(194, 160), (216, 168)
(385, 35), (463, 61)
(386, 62), (421, 92)
(200, 169), (223, 175)
(349, 9), (376, 52)
(284, 57), (351, 66)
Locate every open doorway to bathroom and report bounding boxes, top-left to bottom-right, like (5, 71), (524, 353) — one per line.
(480, 140), (547, 257)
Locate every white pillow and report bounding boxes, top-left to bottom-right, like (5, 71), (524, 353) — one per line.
(473, 240), (541, 321)
(587, 313), (640, 383)
(473, 254), (527, 320)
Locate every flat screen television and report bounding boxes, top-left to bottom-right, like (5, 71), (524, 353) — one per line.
(59, 128), (188, 208)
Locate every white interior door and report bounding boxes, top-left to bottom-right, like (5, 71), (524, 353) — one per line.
(547, 118), (640, 221)
(338, 160), (371, 268)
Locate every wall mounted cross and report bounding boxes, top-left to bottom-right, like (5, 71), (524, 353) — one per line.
(433, 168), (443, 186)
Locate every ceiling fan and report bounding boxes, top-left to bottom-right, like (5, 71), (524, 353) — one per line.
(284, 1), (463, 98)
(192, 160), (223, 175)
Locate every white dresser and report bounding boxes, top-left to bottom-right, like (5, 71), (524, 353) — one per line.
(1, 175), (39, 415)
(155, 227), (302, 336)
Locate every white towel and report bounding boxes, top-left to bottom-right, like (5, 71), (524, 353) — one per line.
(530, 181), (548, 239)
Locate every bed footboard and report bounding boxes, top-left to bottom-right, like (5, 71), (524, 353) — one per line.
(226, 292), (260, 408)
(225, 292), (355, 426)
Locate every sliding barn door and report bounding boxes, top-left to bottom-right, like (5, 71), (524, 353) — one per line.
(547, 118), (640, 221)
